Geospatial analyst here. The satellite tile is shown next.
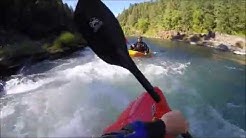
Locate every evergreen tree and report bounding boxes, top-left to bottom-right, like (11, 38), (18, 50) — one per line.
(117, 0), (245, 36)
(0, 0), (74, 38)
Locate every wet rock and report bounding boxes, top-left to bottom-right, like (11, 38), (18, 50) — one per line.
(204, 30), (216, 40)
(235, 41), (245, 49)
(216, 44), (230, 51)
(0, 79), (6, 96)
(0, 45), (85, 78)
(189, 34), (202, 42)
(0, 56), (27, 78)
(162, 30), (245, 56)
(233, 41), (246, 55)
(171, 32), (186, 41)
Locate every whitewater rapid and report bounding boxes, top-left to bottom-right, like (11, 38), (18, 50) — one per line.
(1, 47), (245, 137)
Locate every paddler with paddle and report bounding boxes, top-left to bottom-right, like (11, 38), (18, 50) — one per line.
(73, 0), (192, 137)
(130, 36), (150, 55)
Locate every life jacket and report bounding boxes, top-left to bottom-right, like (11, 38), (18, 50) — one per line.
(135, 42), (146, 52)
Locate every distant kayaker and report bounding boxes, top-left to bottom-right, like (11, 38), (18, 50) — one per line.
(102, 110), (189, 138)
(130, 36), (150, 54)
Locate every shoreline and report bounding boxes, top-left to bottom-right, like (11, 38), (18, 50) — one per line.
(0, 31), (87, 80)
(132, 31), (246, 56)
(0, 46), (86, 80)
(128, 32), (246, 65)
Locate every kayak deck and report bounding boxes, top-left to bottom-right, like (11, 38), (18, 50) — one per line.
(128, 50), (152, 57)
(103, 87), (173, 138)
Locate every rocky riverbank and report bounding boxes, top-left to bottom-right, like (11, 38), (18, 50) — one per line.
(157, 30), (246, 55)
(0, 31), (87, 80)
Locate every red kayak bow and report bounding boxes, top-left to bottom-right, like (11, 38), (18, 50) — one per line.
(104, 87), (173, 138)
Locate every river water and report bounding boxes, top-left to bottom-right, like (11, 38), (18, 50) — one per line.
(0, 38), (245, 137)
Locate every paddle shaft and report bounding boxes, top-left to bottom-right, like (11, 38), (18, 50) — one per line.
(132, 68), (161, 103)
(126, 56), (192, 138)
(121, 53), (160, 103)
(123, 44), (192, 138)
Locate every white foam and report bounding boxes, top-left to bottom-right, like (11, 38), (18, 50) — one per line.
(227, 103), (241, 108)
(225, 65), (244, 71)
(5, 76), (54, 95)
(48, 108), (86, 137)
(0, 105), (15, 118)
(143, 64), (168, 76)
(0, 48), (193, 137)
(136, 61), (190, 82)
(60, 58), (130, 83)
(4, 48), (190, 96)
(1, 48), (244, 137)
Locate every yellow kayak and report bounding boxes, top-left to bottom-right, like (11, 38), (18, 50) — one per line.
(128, 50), (152, 57)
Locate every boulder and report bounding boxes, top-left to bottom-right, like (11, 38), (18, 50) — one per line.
(235, 41), (245, 49)
(216, 44), (230, 51)
(184, 34), (203, 45)
(171, 32), (186, 41)
(189, 34), (202, 42)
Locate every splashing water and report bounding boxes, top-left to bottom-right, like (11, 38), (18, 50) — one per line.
(1, 39), (245, 137)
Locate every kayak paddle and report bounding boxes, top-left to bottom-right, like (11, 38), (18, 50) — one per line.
(73, 0), (160, 103)
(73, 0), (192, 137)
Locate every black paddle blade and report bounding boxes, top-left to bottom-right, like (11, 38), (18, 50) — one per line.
(74, 0), (160, 102)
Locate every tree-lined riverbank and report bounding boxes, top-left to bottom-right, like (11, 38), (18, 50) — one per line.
(118, 0), (246, 55)
(0, 0), (87, 78)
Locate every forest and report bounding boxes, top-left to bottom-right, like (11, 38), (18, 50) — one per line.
(0, 0), (85, 78)
(0, 0), (74, 38)
(117, 0), (246, 36)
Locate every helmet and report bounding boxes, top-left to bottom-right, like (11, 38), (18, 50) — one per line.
(138, 36), (143, 39)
